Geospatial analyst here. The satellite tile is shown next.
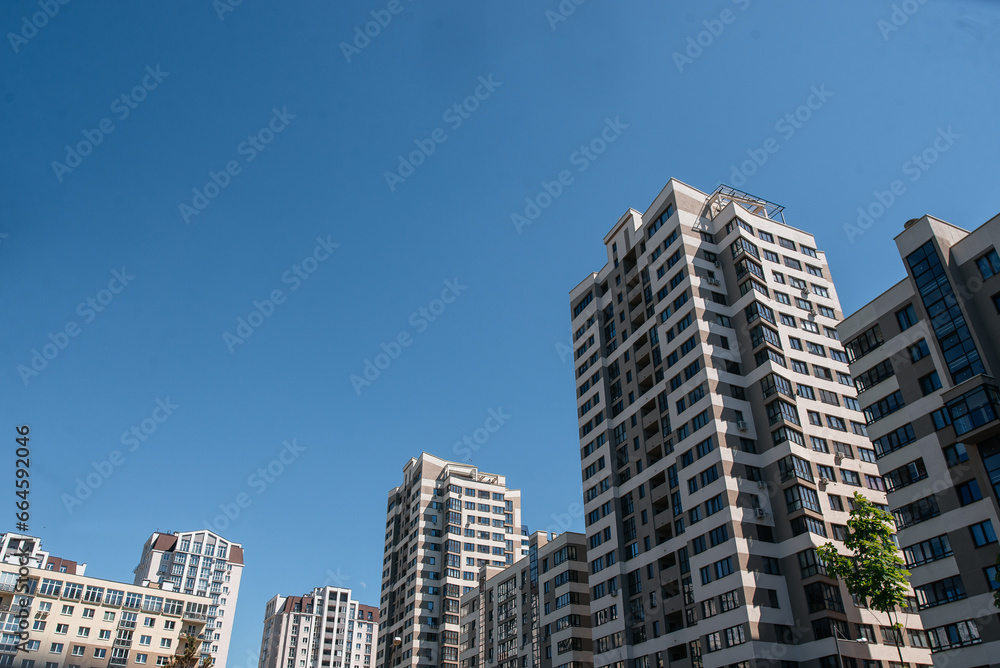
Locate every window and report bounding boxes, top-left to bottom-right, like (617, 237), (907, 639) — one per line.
(854, 360), (894, 395)
(915, 576), (966, 609)
(903, 535), (952, 568)
(863, 390), (905, 425)
(840, 470), (861, 487)
(896, 304), (918, 331)
(872, 423), (916, 458)
(725, 624), (746, 646)
(908, 241), (986, 382)
(919, 371), (942, 395)
(804, 582), (844, 613)
(798, 549), (827, 578)
(976, 249), (1000, 279)
(883, 459), (927, 491)
(908, 339), (930, 361)
(846, 324), (883, 362)
(943, 441), (969, 467)
(956, 479), (983, 506)
(893, 495), (940, 529)
(926, 619), (981, 651)
(865, 474), (885, 491)
(716, 590), (740, 613)
(826, 415), (846, 431)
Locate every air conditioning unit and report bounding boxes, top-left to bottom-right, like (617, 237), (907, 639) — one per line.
(801, 289), (810, 298)
(714, 260), (722, 267)
(737, 420), (748, 431)
(756, 480), (767, 488)
(819, 477), (832, 486)
(707, 277), (720, 286)
(754, 508), (767, 519)
(808, 309), (817, 320)
(834, 452), (844, 462)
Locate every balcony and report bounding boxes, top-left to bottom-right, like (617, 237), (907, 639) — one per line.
(118, 620), (136, 629)
(945, 377), (1000, 441)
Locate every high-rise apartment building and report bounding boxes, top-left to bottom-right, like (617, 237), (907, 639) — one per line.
(378, 453), (523, 668)
(459, 531), (592, 668)
(134, 530), (244, 668)
(259, 586), (379, 668)
(568, 180), (931, 668)
(0, 533), (212, 668)
(840, 212), (1000, 667)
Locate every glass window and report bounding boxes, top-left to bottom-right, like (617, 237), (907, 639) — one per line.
(976, 249), (1000, 279)
(896, 304), (918, 331)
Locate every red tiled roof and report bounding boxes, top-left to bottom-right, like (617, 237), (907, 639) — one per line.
(228, 545), (244, 565)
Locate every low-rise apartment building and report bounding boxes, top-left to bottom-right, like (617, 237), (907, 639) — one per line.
(459, 532), (591, 668)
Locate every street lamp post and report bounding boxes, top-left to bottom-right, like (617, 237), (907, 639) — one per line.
(832, 626), (869, 668)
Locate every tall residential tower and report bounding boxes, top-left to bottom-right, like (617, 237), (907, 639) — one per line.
(134, 529), (244, 668)
(378, 453), (523, 668)
(568, 180), (930, 668)
(840, 212), (1000, 667)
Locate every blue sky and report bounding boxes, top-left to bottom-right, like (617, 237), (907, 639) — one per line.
(2, 0), (999, 663)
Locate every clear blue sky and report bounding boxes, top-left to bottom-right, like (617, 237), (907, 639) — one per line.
(3, 1), (998, 664)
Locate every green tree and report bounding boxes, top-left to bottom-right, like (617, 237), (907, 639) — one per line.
(164, 635), (213, 668)
(817, 492), (911, 666)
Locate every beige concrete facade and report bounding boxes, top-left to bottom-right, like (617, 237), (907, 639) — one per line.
(840, 212), (1000, 667)
(133, 530), (244, 668)
(1, 558), (210, 668)
(568, 180), (931, 668)
(458, 531), (592, 668)
(258, 587), (378, 668)
(377, 453), (523, 668)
